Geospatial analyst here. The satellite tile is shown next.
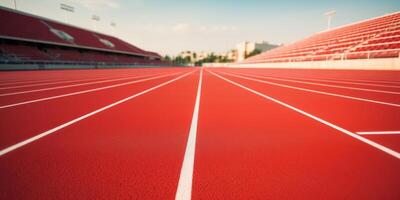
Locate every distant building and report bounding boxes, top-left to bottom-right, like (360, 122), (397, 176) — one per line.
(177, 51), (210, 63)
(178, 51), (194, 62)
(176, 42), (276, 65)
(227, 49), (238, 61)
(196, 51), (210, 61)
(236, 41), (279, 62)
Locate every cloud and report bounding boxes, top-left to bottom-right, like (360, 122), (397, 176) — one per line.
(171, 23), (238, 35)
(199, 25), (238, 34)
(172, 23), (192, 34)
(68, 0), (120, 10)
(135, 23), (239, 37)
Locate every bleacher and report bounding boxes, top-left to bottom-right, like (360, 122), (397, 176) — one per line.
(0, 7), (166, 66)
(243, 12), (400, 64)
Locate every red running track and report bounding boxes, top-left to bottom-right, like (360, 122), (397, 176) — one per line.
(0, 67), (399, 199)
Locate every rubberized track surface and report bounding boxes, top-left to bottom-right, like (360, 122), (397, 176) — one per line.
(0, 67), (399, 199)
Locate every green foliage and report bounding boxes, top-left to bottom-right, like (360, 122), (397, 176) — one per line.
(195, 53), (233, 66)
(164, 55), (172, 62)
(164, 52), (234, 66)
(172, 55), (191, 65)
(245, 49), (262, 58)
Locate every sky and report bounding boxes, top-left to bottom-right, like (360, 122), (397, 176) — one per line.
(1, 0), (400, 56)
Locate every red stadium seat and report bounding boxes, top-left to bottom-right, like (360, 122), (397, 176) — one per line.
(0, 7), (165, 65)
(243, 11), (400, 63)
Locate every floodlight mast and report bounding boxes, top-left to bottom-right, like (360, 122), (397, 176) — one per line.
(325, 10), (336, 30)
(92, 15), (100, 31)
(60, 3), (74, 24)
(111, 22), (117, 35)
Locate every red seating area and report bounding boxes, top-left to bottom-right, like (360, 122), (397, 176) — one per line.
(0, 7), (165, 65)
(0, 8), (67, 45)
(0, 42), (167, 65)
(0, 43), (49, 61)
(243, 11), (400, 63)
(45, 20), (149, 56)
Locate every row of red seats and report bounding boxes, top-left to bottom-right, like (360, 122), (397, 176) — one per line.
(0, 43), (49, 60)
(355, 43), (400, 52)
(380, 30), (400, 37)
(0, 7), (159, 59)
(0, 42), (161, 65)
(346, 51), (399, 59)
(368, 36), (400, 44)
(244, 11), (400, 63)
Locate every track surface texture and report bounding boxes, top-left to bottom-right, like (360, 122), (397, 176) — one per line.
(0, 67), (399, 199)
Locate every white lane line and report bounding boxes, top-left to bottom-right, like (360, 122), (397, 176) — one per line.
(209, 70), (400, 159)
(235, 72), (400, 87)
(0, 72), (182, 109)
(357, 131), (400, 135)
(0, 79), (67, 87)
(175, 69), (203, 200)
(0, 75), (132, 90)
(0, 73), (164, 96)
(0, 76), (118, 88)
(0, 70), (194, 157)
(270, 75), (400, 89)
(231, 72), (400, 95)
(308, 77), (400, 86)
(220, 71), (400, 108)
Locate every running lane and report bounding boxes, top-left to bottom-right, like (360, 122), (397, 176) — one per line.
(222, 71), (400, 105)
(223, 68), (400, 84)
(0, 70), (200, 199)
(0, 68), (183, 89)
(191, 70), (400, 199)
(0, 72), (170, 106)
(0, 72), (154, 94)
(0, 68), (183, 95)
(215, 69), (400, 152)
(0, 69), (192, 150)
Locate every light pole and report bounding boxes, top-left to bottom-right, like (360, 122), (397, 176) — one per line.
(60, 3), (75, 24)
(13, 0), (17, 10)
(110, 21), (117, 35)
(325, 10), (336, 30)
(92, 15), (100, 31)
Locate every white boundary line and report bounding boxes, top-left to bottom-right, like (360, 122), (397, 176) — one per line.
(0, 72), (157, 87)
(0, 73), (164, 96)
(304, 77), (400, 86)
(0, 75), (137, 90)
(254, 74), (400, 86)
(357, 131), (400, 135)
(266, 75), (400, 89)
(0, 70), (195, 157)
(0, 75), (134, 88)
(209, 70), (400, 159)
(219, 71), (400, 108)
(0, 72), (181, 109)
(0, 76), (123, 90)
(175, 69), (203, 200)
(0, 78), (67, 87)
(231, 72), (400, 95)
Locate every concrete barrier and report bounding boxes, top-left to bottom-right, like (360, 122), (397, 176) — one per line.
(204, 58), (400, 70)
(0, 64), (176, 71)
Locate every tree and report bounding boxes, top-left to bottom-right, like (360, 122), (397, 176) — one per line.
(184, 56), (191, 63)
(246, 49), (262, 58)
(164, 55), (172, 62)
(194, 53), (233, 66)
(171, 55), (191, 65)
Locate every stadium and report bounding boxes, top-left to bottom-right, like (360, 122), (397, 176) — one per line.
(0, 0), (399, 199)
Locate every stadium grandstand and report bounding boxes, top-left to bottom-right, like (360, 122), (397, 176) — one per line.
(0, 7), (168, 69)
(239, 11), (400, 66)
(1, 0), (400, 199)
